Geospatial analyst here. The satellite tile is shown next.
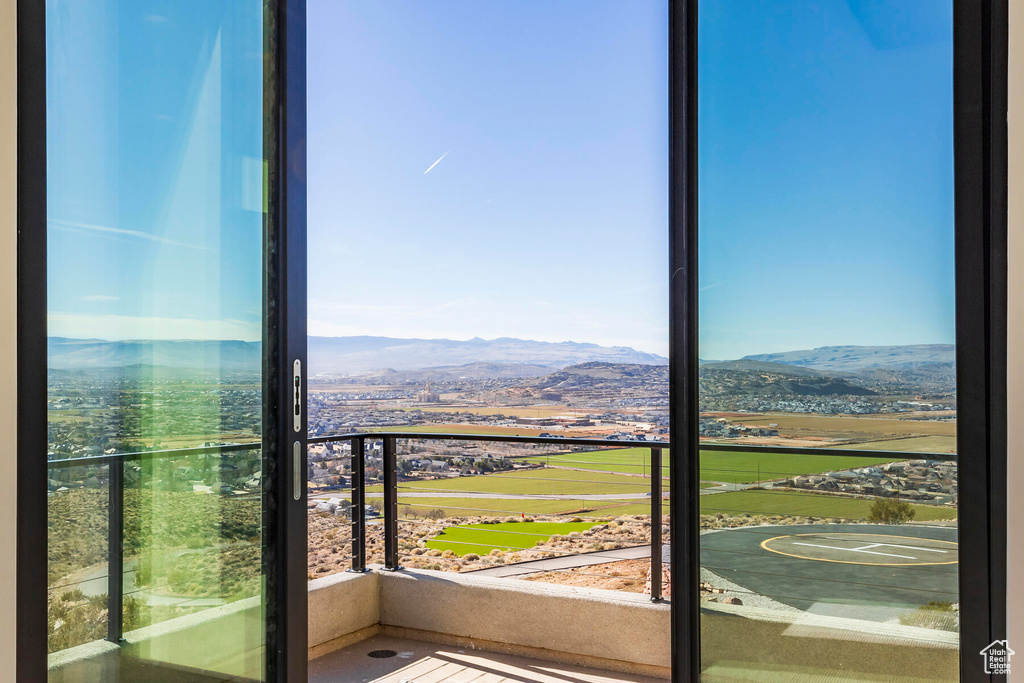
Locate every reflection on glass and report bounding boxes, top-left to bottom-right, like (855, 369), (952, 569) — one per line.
(46, 1), (268, 679)
(698, 1), (958, 680)
(47, 463), (110, 653)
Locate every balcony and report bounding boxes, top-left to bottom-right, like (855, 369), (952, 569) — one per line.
(310, 634), (664, 683)
(307, 567), (669, 681)
(46, 433), (960, 682)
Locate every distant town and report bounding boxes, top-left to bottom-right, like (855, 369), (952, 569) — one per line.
(43, 338), (961, 652)
(45, 338), (958, 461)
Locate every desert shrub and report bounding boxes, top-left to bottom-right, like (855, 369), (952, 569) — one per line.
(867, 498), (916, 525)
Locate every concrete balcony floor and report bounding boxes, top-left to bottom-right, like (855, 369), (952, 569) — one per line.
(309, 635), (669, 683)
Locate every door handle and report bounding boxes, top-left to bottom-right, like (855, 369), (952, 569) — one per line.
(293, 441), (302, 501)
(292, 359), (303, 500)
(293, 359), (302, 433)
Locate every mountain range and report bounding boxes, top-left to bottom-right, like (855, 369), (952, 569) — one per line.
(46, 336), (668, 374)
(47, 336), (954, 381)
(47, 338), (261, 372)
(306, 336), (667, 374)
(740, 344), (955, 372)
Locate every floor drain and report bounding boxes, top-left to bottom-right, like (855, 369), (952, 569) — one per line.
(368, 649), (398, 659)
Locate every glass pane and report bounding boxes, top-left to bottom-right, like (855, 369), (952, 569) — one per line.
(46, 1), (270, 679)
(698, 1), (958, 680)
(47, 463), (111, 654)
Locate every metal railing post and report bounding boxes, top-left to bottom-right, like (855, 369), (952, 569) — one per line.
(383, 437), (401, 570)
(107, 460), (124, 642)
(349, 437), (367, 572)
(650, 447), (663, 602)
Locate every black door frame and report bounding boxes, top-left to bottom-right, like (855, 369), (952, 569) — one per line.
(16, 0), (1008, 681)
(952, 1), (1008, 679)
(15, 0), (307, 680)
(667, 0), (699, 679)
(16, 0), (48, 679)
(267, 0), (309, 681)
(668, 0), (1008, 680)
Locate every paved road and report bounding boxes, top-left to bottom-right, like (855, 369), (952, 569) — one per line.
(315, 483), (747, 503)
(357, 492), (664, 501)
(315, 486), (738, 502)
(467, 544), (659, 577)
(75, 559), (228, 608)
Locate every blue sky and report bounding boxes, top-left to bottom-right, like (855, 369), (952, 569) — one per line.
(308, 0), (954, 360)
(699, 0), (955, 359)
(46, 2), (265, 342)
(307, 1), (670, 354)
(47, 1), (955, 361)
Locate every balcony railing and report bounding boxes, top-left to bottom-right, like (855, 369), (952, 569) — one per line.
(308, 432), (669, 598)
(46, 442), (264, 649)
(46, 433), (958, 662)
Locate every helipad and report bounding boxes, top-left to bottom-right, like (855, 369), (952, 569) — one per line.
(700, 523), (959, 620)
(760, 532), (958, 567)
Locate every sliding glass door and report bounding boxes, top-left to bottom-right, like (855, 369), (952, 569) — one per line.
(31, 1), (303, 680)
(691, 1), (988, 680)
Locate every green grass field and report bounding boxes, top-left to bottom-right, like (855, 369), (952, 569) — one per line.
(699, 489), (957, 522)
(523, 448), (899, 485)
(411, 490), (955, 556)
(827, 436), (956, 454)
(423, 521), (598, 556)
(398, 495), (651, 519)
(395, 489), (955, 523)
(523, 448), (667, 477)
(700, 450), (899, 485)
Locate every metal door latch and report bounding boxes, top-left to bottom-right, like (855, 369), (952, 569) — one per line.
(293, 359), (302, 433)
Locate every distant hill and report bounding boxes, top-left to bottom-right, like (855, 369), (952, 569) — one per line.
(512, 362), (669, 401)
(47, 338), (951, 387)
(700, 359), (837, 378)
(46, 336), (667, 374)
(701, 371), (878, 398)
(47, 338), (260, 372)
(741, 344), (955, 372)
(307, 336), (667, 374)
(528, 362), (669, 391)
(353, 362), (552, 382)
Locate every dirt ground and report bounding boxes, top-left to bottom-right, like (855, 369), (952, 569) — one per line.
(518, 558), (665, 596)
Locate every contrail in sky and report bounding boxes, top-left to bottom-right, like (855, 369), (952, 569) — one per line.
(423, 150), (450, 175)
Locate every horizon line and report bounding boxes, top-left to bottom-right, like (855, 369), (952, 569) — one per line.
(48, 334), (954, 361)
